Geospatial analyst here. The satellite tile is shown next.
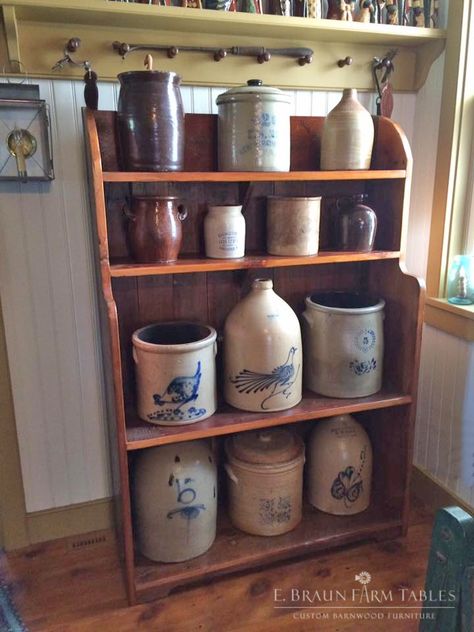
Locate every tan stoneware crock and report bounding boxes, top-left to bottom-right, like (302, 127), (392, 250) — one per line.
(225, 428), (305, 536)
(134, 440), (217, 562)
(307, 414), (373, 515)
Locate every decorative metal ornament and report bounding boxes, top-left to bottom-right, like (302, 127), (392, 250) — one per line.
(0, 82), (54, 182)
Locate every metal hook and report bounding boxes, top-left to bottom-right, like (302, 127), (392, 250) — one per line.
(372, 49), (397, 114)
(52, 38), (91, 72)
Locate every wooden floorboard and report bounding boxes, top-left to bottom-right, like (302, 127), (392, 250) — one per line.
(1, 498), (435, 632)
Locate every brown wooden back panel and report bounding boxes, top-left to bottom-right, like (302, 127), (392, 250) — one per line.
(92, 111), (408, 173)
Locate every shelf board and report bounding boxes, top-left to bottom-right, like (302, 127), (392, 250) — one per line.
(102, 170), (406, 183)
(110, 250), (400, 277)
(126, 390), (411, 450)
(134, 502), (402, 600)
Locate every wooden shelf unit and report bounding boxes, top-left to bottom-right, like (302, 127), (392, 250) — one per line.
(84, 109), (424, 605)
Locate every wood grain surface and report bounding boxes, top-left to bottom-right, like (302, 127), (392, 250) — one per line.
(0, 497), (435, 632)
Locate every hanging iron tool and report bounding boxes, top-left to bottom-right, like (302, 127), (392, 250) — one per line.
(372, 49), (397, 117)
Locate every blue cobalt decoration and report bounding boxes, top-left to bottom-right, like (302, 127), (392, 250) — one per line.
(331, 466), (364, 508)
(349, 357), (377, 376)
(167, 477), (207, 521)
(259, 496), (292, 525)
(354, 328), (376, 353)
(230, 347), (300, 410)
(148, 361), (207, 422)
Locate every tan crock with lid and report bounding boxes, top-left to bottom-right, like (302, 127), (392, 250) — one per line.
(225, 428), (304, 536)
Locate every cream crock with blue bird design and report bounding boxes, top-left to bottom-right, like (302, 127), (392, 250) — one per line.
(132, 322), (217, 425)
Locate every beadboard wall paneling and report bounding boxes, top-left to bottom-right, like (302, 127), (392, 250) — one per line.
(414, 326), (474, 504)
(0, 79), (114, 512)
(0, 81), (425, 513)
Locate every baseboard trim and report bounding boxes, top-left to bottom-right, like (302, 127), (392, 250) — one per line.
(23, 498), (114, 548)
(412, 465), (474, 515)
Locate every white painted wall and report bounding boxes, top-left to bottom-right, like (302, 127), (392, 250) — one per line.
(2, 59), (471, 515)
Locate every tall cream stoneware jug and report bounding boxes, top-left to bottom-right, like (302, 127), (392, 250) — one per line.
(134, 440), (217, 563)
(307, 414), (372, 515)
(320, 89), (374, 170)
(224, 278), (302, 412)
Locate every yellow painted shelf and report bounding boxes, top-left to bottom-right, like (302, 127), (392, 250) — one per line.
(0, 0), (446, 90)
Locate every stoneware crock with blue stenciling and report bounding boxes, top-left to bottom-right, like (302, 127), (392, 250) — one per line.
(223, 278), (302, 412)
(302, 292), (385, 398)
(307, 414), (372, 515)
(225, 428), (304, 536)
(132, 322), (217, 425)
(134, 440), (217, 562)
(216, 80), (291, 172)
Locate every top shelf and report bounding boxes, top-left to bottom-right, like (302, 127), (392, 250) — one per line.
(0, 0), (446, 91)
(102, 169), (406, 183)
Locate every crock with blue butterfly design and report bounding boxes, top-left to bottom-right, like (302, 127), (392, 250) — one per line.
(307, 414), (372, 516)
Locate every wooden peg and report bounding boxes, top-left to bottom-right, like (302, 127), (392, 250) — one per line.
(337, 56), (353, 67)
(144, 54), (153, 70)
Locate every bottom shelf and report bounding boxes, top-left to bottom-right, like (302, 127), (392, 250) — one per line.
(134, 501), (403, 601)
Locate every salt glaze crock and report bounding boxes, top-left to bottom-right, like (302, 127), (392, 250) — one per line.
(225, 428), (304, 536)
(216, 80), (291, 172)
(320, 89), (374, 170)
(307, 414), (372, 515)
(266, 196), (321, 256)
(302, 292), (385, 398)
(132, 322), (217, 425)
(224, 279), (302, 412)
(134, 440), (217, 562)
(117, 70), (184, 172)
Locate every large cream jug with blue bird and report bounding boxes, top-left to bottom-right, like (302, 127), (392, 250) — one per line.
(223, 278), (302, 412)
(132, 322), (217, 426)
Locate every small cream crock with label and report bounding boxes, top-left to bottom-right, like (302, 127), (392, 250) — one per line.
(204, 205), (246, 258)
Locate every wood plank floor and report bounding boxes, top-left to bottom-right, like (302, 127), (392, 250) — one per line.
(0, 498), (435, 632)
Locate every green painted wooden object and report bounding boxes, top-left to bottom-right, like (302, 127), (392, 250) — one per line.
(419, 507), (474, 632)
(461, 566), (474, 632)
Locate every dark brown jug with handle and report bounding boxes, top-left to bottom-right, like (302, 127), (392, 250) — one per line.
(117, 66), (184, 172)
(124, 196), (188, 263)
(335, 194), (377, 252)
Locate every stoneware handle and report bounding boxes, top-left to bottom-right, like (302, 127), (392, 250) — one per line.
(224, 463), (238, 485)
(301, 310), (312, 329)
(122, 203), (136, 222)
(335, 196), (352, 211)
(178, 204), (188, 221)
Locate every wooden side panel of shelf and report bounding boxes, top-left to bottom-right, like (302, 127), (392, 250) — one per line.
(83, 109), (138, 604)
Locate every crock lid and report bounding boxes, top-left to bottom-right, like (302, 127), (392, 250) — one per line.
(216, 80), (292, 105)
(227, 429), (303, 464)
